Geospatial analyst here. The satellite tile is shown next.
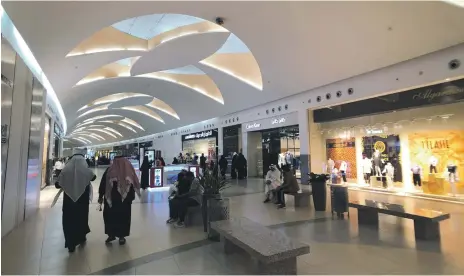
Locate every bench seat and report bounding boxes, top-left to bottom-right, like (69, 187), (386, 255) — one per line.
(287, 190), (312, 207)
(349, 199), (450, 240)
(184, 206), (203, 227)
(211, 217), (309, 275)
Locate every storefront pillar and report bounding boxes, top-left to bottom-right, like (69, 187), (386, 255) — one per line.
(355, 137), (364, 184)
(400, 133), (414, 192)
(48, 117), (55, 159)
(2, 57), (34, 236)
(217, 127), (223, 156)
(298, 110), (310, 184)
(308, 111), (325, 174)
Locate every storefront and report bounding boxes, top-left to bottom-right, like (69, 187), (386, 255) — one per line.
(53, 123), (63, 157)
(311, 79), (464, 202)
(181, 129), (218, 163)
(222, 125), (242, 173)
(242, 112), (301, 178)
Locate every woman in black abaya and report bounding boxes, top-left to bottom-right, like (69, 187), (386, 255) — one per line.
(54, 151), (96, 252)
(98, 157), (141, 245)
(140, 156), (150, 190)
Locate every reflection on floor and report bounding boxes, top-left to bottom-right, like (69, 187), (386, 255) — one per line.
(2, 168), (464, 275)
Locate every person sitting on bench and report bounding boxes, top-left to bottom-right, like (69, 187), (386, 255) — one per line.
(264, 164), (281, 203)
(166, 171), (204, 228)
(275, 165), (300, 209)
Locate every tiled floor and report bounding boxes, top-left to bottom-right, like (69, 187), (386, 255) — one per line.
(2, 168), (464, 275)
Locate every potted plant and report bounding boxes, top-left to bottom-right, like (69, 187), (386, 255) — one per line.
(308, 172), (329, 211)
(198, 167), (230, 240)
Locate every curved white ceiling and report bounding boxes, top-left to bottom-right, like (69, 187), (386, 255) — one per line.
(130, 32), (230, 75)
(4, 1), (464, 147)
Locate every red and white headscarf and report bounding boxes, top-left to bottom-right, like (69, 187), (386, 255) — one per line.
(105, 157), (141, 207)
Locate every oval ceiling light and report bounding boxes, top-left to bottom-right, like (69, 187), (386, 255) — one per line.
(70, 132), (103, 141)
(83, 114), (124, 122)
(120, 105), (165, 123)
(103, 127), (123, 137)
(74, 57), (140, 87)
(71, 137), (91, 144)
(145, 98), (180, 120)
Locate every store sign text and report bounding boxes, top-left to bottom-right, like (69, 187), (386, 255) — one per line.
(412, 87), (464, 102)
(366, 129), (383, 135)
(271, 118), (286, 125)
(184, 130), (213, 140)
(246, 123), (261, 130)
(421, 139), (450, 150)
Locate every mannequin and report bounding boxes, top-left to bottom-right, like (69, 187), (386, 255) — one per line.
(278, 153), (286, 168)
(331, 168), (339, 184)
(447, 161), (458, 195)
(411, 164), (422, 187)
(372, 150), (382, 176)
(327, 158), (335, 172)
(339, 161), (347, 183)
(362, 155), (372, 184)
(429, 156), (438, 173)
(383, 162), (395, 189)
(284, 151), (293, 165)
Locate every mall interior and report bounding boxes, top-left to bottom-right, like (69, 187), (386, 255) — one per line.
(2, 1), (464, 275)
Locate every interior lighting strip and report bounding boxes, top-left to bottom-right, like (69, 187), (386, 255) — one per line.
(86, 128), (118, 139)
(121, 118), (144, 131)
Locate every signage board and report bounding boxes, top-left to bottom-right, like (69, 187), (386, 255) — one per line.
(314, 78), (464, 123)
(242, 112), (298, 132)
(181, 129), (218, 141)
(154, 168), (162, 187)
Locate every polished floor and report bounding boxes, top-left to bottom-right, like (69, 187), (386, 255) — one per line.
(2, 168), (464, 275)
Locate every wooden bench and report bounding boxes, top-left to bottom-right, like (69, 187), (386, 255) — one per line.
(349, 200), (450, 240)
(211, 217), (310, 275)
(184, 206), (203, 227)
(287, 190), (312, 207)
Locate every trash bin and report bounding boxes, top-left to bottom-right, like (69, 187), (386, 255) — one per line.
(309, 173), (328, 211)
(330, 185), (349, 218)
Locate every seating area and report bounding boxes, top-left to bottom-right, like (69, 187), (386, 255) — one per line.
(184, 206), (203, 227)
(211, 217), (310, 275)
(348, 199), (451, 240)
(287, 190), (312, 207)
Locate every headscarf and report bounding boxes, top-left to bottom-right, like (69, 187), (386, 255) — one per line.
(105, 157), (141, 207)
(57, 154), (95, 202)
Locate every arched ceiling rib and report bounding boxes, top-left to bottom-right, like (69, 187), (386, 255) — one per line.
(5, 1), (464, 146)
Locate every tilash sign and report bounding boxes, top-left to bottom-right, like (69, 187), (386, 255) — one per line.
(271, 118), (286, 125)
(184, 130), (214, 140)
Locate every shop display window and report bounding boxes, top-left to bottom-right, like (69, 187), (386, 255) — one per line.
(326, 138), (356, 183)
(409, 131), (463, 196)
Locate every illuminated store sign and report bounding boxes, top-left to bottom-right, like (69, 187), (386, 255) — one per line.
(366, 129), (383, 135)
(246, 123), (261, 130)
(272, 118), (286, 125)
(181, 129), (218, 141)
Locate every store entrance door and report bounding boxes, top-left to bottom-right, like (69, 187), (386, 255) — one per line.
(261, 129), (281, 178)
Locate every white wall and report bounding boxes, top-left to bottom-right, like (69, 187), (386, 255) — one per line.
(94, 43), (464, 173)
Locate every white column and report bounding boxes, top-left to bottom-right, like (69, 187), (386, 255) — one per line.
(355, 137), (364, 184)
(217, 127), (223, 156)
(59, 139), (64, 157)
(400, 133), (413, 192)
(308, 111), (325, 174)
(49, 117), (55, 159)
(298, 110), (310, 184)
(2, 57), (34, 237)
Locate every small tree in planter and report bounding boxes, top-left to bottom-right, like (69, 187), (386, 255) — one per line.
(198, 167), (230, 240)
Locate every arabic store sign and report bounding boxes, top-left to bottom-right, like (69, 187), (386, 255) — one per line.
(182, 129), (217, 141)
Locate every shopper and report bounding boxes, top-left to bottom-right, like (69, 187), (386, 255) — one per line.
(236, 152), (247, 179)
(166, 172), (204, 228)
(54, 158), (65, 178)
(231, 152), (237, 179)
(264, 165), (281, 203)
(172, 157), (179, 165)
(275, 165), (300, 209)
(140, 156), (150, 190)
(55, 150), (96, 252)
(98, 157), (141, 245)
(200, 153), (207, 171)
(219, 155), (228, 178)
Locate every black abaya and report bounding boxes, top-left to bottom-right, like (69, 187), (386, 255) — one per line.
(56, 183), (91, 250)
(140, 161), (149, 189)
(99, 169), (135, 238)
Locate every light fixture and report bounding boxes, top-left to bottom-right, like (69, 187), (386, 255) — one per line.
(118, 122), (137, 133)
(77, 104), (110, 118)
(121, 105), (164, 123)
(87, 128), (118, 138)
(121, 118), (144, 131)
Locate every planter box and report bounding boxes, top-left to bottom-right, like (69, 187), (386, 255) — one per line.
(205, 197), (230, 240)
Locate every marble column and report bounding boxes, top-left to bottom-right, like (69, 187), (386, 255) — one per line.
(298, 110), (310, 184)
